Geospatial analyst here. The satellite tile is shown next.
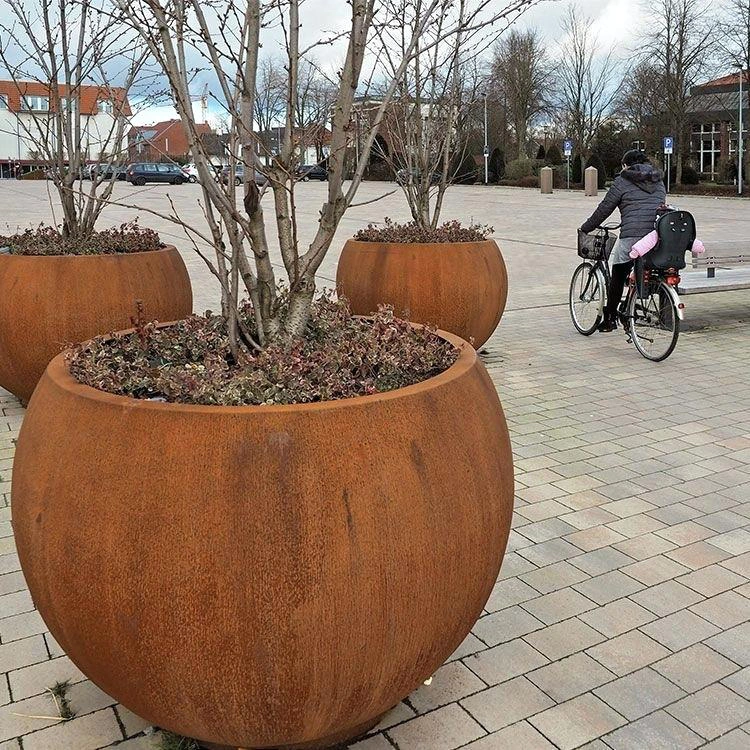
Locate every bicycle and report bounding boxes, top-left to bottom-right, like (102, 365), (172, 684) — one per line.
(569, 214), (691, 362)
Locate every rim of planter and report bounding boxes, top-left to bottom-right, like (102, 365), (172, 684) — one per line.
(345, 238), (498, 249)
(42, 326), (475, 415)
(0, 243), (178, 260)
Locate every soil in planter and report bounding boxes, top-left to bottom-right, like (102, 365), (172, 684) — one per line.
(68, 295), (459, 406)
(0, 222), (162, 256)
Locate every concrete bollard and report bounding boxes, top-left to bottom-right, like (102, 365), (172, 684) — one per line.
(540, 166), (553, 194)
(585, 166), (598, 197)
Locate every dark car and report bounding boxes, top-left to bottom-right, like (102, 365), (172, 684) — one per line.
(125, 163), (188, 186)
(88, 164), (127, 181)
(296, 164), (328, 181)
(220, 164), (269, 187)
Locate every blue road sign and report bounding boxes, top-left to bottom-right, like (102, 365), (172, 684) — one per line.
(563, 139), (573, 156)
(663, 136), (674, 155)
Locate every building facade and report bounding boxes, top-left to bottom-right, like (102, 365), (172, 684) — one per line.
(687, 70), (748, 179)
(128, 120), (214, 162)
(0, 81), (130, 177)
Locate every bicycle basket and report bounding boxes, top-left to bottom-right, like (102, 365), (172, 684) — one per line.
(578, 230), (616, 261)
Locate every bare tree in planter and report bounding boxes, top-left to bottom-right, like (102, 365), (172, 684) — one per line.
(0, 0), (149, 238)
(115, 0), (507, 352)
(371, 0), (540, 229)
(556, 5), (620, 179)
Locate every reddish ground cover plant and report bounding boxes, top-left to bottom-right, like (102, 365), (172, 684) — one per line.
(68, 297), (459, 406)
(353, 219), (493, 244)
(0, 223), (162, 256)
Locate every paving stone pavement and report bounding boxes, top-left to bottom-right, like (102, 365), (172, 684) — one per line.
(1, 183), (750, 749)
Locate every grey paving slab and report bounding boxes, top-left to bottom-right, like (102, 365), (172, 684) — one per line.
(653, 643), (741, 693)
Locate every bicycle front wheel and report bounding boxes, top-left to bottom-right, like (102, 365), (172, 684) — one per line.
(627, 281), (679, 362)
(569, 262), (604, 336)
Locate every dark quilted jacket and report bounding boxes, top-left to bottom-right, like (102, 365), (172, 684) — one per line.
(581, 164), (666, 238)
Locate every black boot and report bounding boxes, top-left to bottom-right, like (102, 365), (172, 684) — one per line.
(598, 311), (617, 333)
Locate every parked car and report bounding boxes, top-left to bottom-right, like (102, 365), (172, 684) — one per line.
(125, 163), (188, 186)
(296, 164), (328, 181)
(45, 166), (85, 181)
(220, 164), (269, 187)
(395, 168), (442, 186)
(87, 164), (127, 181)
(182, 163), (199, 183)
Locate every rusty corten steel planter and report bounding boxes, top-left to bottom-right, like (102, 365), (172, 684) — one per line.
(0, 245), (192, 402)
(12, 331), (514, 749)
(336, 239), (508, 349)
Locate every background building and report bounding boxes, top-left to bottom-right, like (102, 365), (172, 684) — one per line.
(0, 81), (130, 177)
(687, 70), (749, 179)
(128, 120), (214, 163)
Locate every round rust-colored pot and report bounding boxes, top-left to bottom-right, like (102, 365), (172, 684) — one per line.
(0, 246), (192, 402)
(12, 331), (514, 750)
(336, 239), (508, 349)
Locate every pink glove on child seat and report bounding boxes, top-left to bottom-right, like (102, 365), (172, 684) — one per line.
(629, 231), (658, 259)
(628, 234), (707, 259)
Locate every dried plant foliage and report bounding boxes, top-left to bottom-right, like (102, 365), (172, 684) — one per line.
(0, 223), (162, 256)
(353, 219), (493, 244)
(69, 297), (459, 406)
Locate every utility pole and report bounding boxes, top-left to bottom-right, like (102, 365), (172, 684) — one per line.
(738, 65), (744, 196)
(482, 92), (489, 185)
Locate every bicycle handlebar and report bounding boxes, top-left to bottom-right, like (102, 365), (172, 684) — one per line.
(597, 223), (622, 230)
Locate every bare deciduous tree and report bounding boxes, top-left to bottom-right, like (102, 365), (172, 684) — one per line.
(490, 28), (551, 160)
(642, 0), (717, 183)
(719, 0), (750, 174)
(556, 5), (620, 177)
(115, 0), (471, 353)
(0, 0), (148, 238)
(372, 0), (541, 229)
(254, 56), (286, 164)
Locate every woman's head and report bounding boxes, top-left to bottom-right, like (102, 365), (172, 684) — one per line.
(622, 150), (649, 168)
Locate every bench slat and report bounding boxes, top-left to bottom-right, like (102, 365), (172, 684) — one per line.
(678, 268), (750, 295)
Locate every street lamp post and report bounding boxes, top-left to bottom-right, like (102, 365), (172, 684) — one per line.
(482, 92), (488, 185)
(738, 65), (744, 196)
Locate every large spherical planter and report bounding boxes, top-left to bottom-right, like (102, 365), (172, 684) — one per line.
(336, 239), (508, 349)
(0, 246), (193, 402)
(12, 332), (514, 749)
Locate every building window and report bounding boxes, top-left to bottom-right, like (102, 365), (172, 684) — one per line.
(691, 122), (721, 177)
(60, 97), (77, 112)
(98, 100), (113, 114)
(0, 95), (7, 110)
(21, 95), (50, 112)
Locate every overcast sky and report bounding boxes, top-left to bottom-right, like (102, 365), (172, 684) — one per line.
(130, 0), (639, 126)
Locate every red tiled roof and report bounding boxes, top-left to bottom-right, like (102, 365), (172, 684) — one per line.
(0, 80), (131, 116)
(129, 120), (212, 138)
(695, 70), (749, 89)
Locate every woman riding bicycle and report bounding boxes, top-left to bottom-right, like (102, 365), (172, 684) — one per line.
(580, 150), (666, 332)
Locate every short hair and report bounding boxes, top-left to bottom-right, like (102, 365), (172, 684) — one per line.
(622, 150), (649, 167)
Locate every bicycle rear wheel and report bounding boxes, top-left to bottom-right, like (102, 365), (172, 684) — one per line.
(569, 262), (603, 336)
(627, 281), (679, 361)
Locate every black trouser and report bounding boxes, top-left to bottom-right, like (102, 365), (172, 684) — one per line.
(606, 260), (634, 321)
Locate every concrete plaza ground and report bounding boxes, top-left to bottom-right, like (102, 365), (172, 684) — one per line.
(1, 181), (750, 749)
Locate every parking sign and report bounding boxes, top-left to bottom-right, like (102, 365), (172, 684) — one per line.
(563, 139), (573, 156)
(663, 136), (674, 155)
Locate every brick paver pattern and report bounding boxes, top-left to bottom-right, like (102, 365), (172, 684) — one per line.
(1, 183), (750, 749)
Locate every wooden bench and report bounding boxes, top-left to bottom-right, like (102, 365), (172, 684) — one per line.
(677, 244), (750, 295)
